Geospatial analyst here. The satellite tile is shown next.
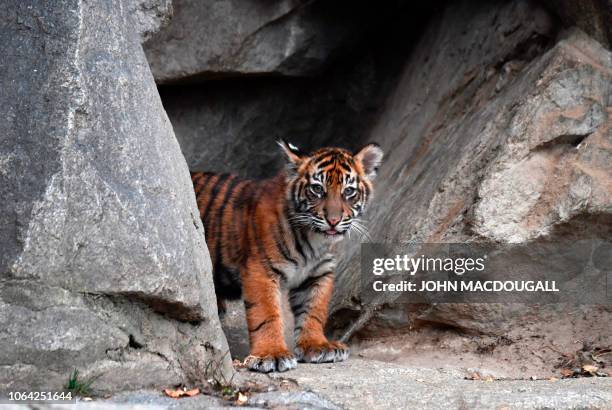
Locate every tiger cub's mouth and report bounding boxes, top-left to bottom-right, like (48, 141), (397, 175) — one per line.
(322, 227), (347, 236)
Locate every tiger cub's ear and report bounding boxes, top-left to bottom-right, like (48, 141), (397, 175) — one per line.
(355, 143), (384, 180)
(277, 140), (304, 171)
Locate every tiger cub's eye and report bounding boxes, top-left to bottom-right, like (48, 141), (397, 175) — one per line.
(310, 184), (324, 196)
(343, 187), (356, 197)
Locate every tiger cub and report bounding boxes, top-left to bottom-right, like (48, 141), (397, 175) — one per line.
(191, 141), (383, 373)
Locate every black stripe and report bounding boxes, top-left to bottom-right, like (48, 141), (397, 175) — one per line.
(201, 174), (231, 217)
(270, 266), (288, 282)
(313, 152), (332, 164)
(285, 202), (307, 261)
(340, 162), (352, 172)
(196, 171), (215, 189)
(215, 177), (242, 225)
(273, 227), (298, 266)
(292, 271), (332, 293)
(293, 180), (303, 206)
(299, 229), (314, 257)
(249, 318), (275, 333)
(246, 183), (263, 245)
(228, 181), (250, 262)
(292, 308), (308, 317)
(288, 294), (303, 308)
(292, 227), (307, 261)
(312, 258), (333, 273)
(193, 173), (212, 196)
(311, 271), (334, 281)
(317, 159), (334, 169)
(191, 172), (204, 186)
(213, 176), (242, 281)
(244, 300), (256, 310)
(248, 184), (280, 282)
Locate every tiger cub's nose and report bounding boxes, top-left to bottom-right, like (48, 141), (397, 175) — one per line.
(326, 216), (341, 227)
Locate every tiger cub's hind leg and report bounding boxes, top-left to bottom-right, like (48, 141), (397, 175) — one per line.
(290, 272), (349, 363)
(242, 259), (297, 373)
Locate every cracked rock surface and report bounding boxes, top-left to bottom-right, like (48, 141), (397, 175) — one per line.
(143, 0), (371, 82)
(0, 0), (231, 392)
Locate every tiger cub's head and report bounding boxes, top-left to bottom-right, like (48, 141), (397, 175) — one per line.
(278, 140), (384, 237)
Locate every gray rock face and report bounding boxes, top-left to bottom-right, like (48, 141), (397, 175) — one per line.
(155, 3), (418, 178)
(143, 0), (369, 82)
(0, 0), (231, 393)
(329, 0), (612, 335)
(159, 61), (395, 179)
(540, 0), (612, 48)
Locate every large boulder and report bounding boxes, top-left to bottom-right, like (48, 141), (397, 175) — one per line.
(143, 0), (372, 82)
(0, 0), (231, 393)
(329, 0), (612, 336)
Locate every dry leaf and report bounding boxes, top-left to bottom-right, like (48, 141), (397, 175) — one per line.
(164, 389), (183, 398)
(184, 388), (200, 397)
(548, 377), (559, 382)
(164, 387), (200, 399)
(582, 364), (599, 374)
(560, 368), (573, 378)
(236, 392), (248, 405)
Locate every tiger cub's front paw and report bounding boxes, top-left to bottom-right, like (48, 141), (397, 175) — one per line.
(294, 340), (350, 363)
(244, 349), (297, 373)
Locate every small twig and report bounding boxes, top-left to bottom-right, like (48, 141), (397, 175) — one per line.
(339, 306), (375, 343)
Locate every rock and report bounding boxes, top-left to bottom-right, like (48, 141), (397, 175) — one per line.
(274, 358), (612, 410)
(155, 0), (611, 340)
(472, 30), (612, 243)
(128, 0), (173, 42)
(160, 50), (400, 178)
(539, 0), (612, 49)
(6, 358), (612, 409)
(329, 0), (612, 335)
(0, 0), (231, 393)
(144, 0), (371, 83)
(104, 388), (341, 409)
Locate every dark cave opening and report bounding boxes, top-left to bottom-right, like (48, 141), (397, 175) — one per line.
(156, 1), (442, 179)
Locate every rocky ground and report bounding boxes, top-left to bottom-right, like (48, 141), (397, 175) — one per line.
(7, 358), (612, 409)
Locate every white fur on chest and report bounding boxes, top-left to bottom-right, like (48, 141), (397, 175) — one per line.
(282, 233), (342, 289)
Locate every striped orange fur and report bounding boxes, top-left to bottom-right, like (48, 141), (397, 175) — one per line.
(191, 141), (383, 372)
